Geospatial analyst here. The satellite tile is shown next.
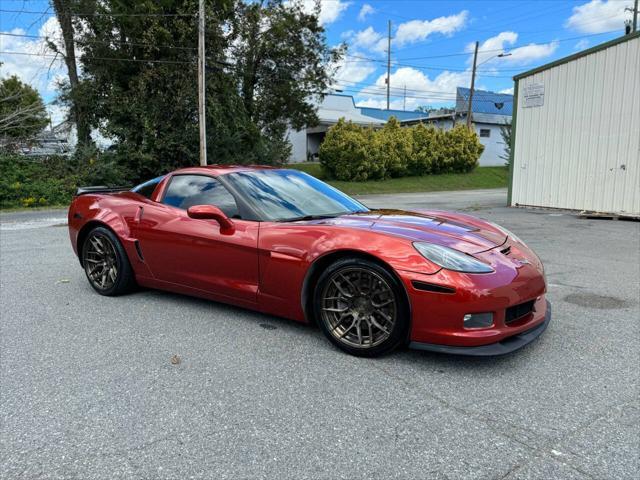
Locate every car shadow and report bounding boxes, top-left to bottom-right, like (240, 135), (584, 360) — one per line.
(114, 286), (545, 370)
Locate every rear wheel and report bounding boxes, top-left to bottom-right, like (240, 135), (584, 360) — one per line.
(82, 226), (135, 296)
(313, 258), (409, 357)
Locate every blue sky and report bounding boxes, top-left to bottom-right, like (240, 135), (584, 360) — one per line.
(0, 0), (636, 119)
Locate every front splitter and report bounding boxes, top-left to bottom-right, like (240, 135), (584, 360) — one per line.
(409, 301), (551, 357)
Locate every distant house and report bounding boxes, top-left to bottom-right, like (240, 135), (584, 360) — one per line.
(287, 94), (385, 163)
(410, 87), (513, 166)
(286, 89), (513, 166)
(19, 121), (73, 157)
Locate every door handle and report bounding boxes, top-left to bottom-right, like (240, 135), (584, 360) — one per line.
(135, 206), (144, 223)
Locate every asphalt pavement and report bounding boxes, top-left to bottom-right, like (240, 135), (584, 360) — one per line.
(1, 188), (638, 479)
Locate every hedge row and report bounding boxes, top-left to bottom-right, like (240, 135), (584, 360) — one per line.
(0, 151), (128, 209)
(319, 117), (484, 181)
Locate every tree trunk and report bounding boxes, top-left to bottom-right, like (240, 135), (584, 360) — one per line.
(52, 0), (92, 147)
(240, 7), (262, 123)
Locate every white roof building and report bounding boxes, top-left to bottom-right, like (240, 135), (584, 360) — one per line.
(287, 94), (384, 163)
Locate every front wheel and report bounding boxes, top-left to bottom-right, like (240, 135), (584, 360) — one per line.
(313, 258), (409, 357)
(82, 226), (136, 296)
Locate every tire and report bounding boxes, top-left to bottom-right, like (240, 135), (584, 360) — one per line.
(313, 257), (409, 357)
(81, 226), (136, 296)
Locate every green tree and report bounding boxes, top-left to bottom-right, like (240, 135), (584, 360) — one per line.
(231, 0), (343, 136)
(66, 0), (341, 180)
(0, 76), (49, 147)
(51, 0), (93, 148)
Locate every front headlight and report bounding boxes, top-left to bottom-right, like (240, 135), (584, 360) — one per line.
(413, 242), (494, 273)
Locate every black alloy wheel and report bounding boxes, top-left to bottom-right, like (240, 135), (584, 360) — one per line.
(82, 226), (135, 296)
(314, 258), (409, 357)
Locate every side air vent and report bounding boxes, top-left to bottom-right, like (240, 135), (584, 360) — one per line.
(134, 240), (145, 262)
(411, 281), (456, 294)
(500, 246), (511, 255)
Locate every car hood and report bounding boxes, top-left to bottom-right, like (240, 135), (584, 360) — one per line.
(319, 209), (508, 254)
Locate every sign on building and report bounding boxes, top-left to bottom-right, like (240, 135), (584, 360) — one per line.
(523, 83), (545, 108)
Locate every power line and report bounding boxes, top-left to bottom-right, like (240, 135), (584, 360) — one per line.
(335, 79), (457, 96)
(333, 81), (514, 102)
(0, 50), (196, 65)
(333, 79), (503, 99)
(0, 8), (195, 17)
(348, 29), (623, 65)
(0, 32), (198, 51)
(342, 56), (515, 78)
(335, 87), (506, 105)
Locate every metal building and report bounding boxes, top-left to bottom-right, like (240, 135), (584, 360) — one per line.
(509, 33), (640, 216)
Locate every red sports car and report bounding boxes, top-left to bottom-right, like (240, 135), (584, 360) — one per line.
(68, 165), (550, 357)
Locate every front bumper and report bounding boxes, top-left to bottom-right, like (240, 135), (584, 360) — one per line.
(409, 301), (551, 356)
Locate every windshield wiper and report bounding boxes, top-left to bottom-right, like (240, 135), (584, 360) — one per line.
(279, 213), (342, 222)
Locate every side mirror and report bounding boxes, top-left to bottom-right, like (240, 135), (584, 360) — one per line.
(187, 205), (235, 233)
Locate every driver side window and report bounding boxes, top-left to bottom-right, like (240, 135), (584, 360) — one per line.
(162, 175), (240, 218)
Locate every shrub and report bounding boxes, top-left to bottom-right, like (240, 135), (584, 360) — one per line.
(0, 154), (75, 208)
(319, 117), (484, 181)
(439, 124), (484, 173)
(0, 149), (130, 209)
(409, 124), (442, 175)
(369, 117), (412, 178)
(319, 119), (381, 181)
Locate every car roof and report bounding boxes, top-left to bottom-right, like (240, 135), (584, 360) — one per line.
(170, 165), (281, 176)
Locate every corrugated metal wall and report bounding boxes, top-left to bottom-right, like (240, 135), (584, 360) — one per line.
(511, 36), (640, 215)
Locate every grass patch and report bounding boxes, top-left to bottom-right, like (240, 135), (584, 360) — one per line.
(287, 163), (508, 195)
(288, 162), (326, 179)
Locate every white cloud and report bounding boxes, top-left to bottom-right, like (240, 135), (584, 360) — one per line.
(565, 0), (632, 33)
(347, 11), (469, 55)
(47, 103), (69, 126)
(499, 87), (514, 95)
(356, 67), (469, 110)
(358, 4), (375, 22)
(330, 50), (377, 88)
(295, 0), (350, 25)
(471, 31), (558, 67)
(351, 26), (383, 49)
(507, 41), (559, 64)
(574, 38), (590, 50)
(1, 17), (66, 96)
(469, 31), (517, 66)
(0, 17), (77, 128)
(395, 11), (469, 48)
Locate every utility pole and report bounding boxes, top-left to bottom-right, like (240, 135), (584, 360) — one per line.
(403, 85), (406, 111)
(386, 20), (391, 111)
(466, 41), (479, 130)
(198, 0), (207, 166)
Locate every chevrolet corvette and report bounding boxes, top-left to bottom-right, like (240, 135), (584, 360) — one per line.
(68, 165), (550, 357)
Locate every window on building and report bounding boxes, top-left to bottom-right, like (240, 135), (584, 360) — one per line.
(162, 175), (239, 218)
(479, 129), (491, 138)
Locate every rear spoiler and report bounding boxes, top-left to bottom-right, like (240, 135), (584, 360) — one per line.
(75, 186), (131, 196)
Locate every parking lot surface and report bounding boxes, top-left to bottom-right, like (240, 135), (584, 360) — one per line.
(1, 188), (638, 479)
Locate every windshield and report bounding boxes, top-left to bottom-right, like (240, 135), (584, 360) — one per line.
(223, 169), (369, 221)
